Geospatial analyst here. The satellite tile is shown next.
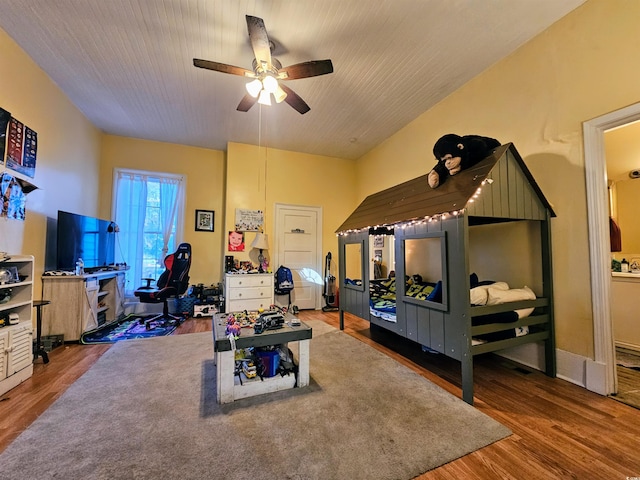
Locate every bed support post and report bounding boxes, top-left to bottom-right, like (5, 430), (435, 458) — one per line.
(461, 352), (475, 405)
(541, 211), (557, 377)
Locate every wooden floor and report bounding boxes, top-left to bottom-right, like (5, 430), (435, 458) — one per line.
(2, 310), (640, 479)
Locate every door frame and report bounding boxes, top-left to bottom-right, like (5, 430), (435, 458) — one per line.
(583, 101), (640, 395)
(274, 203), (323, 310)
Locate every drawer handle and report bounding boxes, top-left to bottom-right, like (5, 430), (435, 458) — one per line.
(238, 293), (242, 297)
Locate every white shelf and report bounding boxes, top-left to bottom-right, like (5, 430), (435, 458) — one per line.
(0, 255), (34, 397)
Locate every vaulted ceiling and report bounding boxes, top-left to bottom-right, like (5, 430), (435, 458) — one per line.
(0, 0), (585, 160)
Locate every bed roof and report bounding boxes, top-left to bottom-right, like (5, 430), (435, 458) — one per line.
(336, 143), (556, 233)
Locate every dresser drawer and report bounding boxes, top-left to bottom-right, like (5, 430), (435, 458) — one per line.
(226, 275), (273, 289)
(227, 286), (272, 301)
(227, 298), (271, 312)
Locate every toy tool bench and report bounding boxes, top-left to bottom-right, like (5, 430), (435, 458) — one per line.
(212, 311), (312, 404)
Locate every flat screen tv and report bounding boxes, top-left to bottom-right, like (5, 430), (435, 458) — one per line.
(57, 210), (115, 272)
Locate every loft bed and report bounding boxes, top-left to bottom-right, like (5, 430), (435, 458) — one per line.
(336, 143), (556, 405)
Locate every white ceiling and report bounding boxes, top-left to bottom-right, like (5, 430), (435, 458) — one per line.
(0, 0), (585, 160)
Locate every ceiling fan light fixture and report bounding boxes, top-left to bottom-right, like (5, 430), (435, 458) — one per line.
(258, 89), (272, 106)
(246, 79), (262, 98)
(262, 75), (278, 94)
(274, 85), (287, 103)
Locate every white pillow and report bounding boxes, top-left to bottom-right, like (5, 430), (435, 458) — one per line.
(469, 282), (509, 305)
(487, 285), (535, 305)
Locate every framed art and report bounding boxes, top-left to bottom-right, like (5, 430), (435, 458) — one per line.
(195, 209), (215, 232)
(235, 208), (264, 232)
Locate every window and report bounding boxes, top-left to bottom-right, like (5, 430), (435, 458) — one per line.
(402, 232), (447, 310)
(343, 241), (365, 291)
(112, 169), (185, 297)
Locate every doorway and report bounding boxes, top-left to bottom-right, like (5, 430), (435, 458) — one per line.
(584, 101), (640, 400)
(274, 204), (323, 310)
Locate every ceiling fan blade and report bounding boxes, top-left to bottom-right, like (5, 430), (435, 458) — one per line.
(278, 60), (334, 80)
(246, 15), (272, 72)
(237, 93), (258, 112)
(193, 58), (255, 77)
(279, 84), (310, 114)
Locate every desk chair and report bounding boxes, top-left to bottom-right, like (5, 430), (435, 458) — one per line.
(134, 243), (191, 330)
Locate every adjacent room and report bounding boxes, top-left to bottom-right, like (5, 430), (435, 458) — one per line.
(1, 1), (640, 478)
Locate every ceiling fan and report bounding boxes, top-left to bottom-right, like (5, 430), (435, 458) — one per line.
(193, 15), (333, 114)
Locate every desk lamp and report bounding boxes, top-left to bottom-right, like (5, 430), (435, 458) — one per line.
(251, 233), (270, 273)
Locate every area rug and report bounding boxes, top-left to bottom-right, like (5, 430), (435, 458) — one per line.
(80, 314), (177, 344)
(0, 320), (511, 480)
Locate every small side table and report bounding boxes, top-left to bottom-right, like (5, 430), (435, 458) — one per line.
(33, 300), (51, 364)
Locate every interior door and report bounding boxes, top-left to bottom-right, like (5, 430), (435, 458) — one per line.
(275, 205), (322, 310)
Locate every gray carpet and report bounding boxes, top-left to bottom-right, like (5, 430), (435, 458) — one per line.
(0, 320), (510, 479)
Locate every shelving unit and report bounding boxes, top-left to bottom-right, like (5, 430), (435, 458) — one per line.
(0, 255), (34, 397)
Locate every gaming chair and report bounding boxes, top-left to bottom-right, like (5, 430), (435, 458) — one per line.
(134, 243), (192, 330)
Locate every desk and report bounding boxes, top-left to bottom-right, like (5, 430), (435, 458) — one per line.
(212, 312), (312, 403)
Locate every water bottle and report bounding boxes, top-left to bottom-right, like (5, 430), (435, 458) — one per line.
(76, 258), (84, 275)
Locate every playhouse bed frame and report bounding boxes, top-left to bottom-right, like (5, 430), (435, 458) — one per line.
(337, 144), (556, 404)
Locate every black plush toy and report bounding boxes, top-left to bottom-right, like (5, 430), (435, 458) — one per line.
(428, 134), (501, 188)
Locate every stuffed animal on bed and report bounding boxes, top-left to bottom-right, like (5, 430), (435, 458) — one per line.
(428, 134), (501, 188)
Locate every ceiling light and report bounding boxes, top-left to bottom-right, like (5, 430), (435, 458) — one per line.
(245, 79), (262, 98)
(274, 85), (287, 104)
(258, 90), (271, 106)
(262, 75), (278, 94)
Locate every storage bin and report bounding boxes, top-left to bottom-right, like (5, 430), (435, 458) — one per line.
(257, 350), (280, 377)
(174, 296), (197, 316)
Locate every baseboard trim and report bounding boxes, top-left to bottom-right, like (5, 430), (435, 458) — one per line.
(495, 342), (608, 394)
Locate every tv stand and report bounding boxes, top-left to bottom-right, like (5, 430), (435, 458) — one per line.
(42, 270), (126, 341)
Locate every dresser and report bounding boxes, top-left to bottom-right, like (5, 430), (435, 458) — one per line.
(224, 273), (274, 312)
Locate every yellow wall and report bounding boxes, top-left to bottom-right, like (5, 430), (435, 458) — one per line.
(226, 142), (357, 272)
(6, 0), (640, 362)
(356, 0), (640, 358)
(0, 27), (102, 299)
(100, 135), (225, 288)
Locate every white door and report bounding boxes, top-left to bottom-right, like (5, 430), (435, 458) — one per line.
(275, 205), (322, 310)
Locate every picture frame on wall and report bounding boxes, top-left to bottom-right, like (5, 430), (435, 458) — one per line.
(195, 209), (215, 232)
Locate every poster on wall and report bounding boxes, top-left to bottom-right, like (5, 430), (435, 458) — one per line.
(5, 117), (37, 178)
(228, 231), (245, 252)
(235, 208), (264, 232)
(5, 117), (24, 171)
(20, 126), (37, 178)
(0, 107), (10, 166)
(0, 172), (26, 220)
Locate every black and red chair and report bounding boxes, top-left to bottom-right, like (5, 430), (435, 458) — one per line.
(134, 243), (192, 330)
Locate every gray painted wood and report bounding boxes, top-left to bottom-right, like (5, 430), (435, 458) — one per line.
(337, 143), (556, 405)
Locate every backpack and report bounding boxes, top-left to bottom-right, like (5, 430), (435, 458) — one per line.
(274, 265), (294, 295)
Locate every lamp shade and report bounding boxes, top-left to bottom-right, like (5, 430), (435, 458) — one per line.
(251, 233), (269, 250)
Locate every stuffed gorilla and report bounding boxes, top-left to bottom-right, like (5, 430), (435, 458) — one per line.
(428, 134), (501, 188)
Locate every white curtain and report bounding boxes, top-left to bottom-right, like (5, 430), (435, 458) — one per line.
(158, 178), (181, 262)
(113, 169), (184, 297)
